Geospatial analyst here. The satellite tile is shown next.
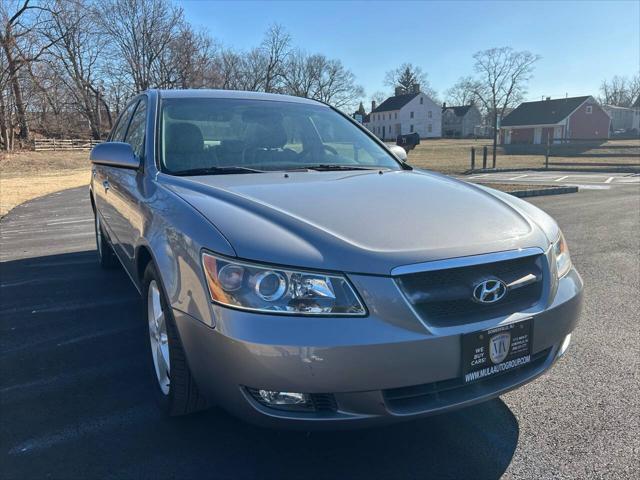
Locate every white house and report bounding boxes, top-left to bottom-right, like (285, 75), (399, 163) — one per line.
(602, 104), (635, 132)
(367, 85), (441, 140)
(441, 104), (482, 137)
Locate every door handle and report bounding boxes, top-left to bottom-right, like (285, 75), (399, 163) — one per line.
(103, 180), (110, 192)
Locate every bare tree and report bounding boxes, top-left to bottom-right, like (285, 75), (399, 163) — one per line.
(157, 25), (218, 89)
(312, 56), (364, 110)
(281, 51), (363, 111)
(214, 47), (245, 90)
(44, 0), (112, 139)
(97, 0), (183, 92)
(445, 76), (480, 106)
(369, 90), (386, 106)
(599, 74), (640, 107)
(260, 23), (291, 93)
(0, 0), (59, 144)
(0, 5), (367, 145)
(384, 62), (436, 98)
(468, 47), (540, 162)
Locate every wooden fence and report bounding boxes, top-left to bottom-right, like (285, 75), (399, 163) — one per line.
(34, 138), (102, 151)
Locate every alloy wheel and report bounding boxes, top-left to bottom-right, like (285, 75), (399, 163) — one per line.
(147, 280), (170, 395)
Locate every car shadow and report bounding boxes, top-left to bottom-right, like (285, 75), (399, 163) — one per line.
(0, 250), (519, 479)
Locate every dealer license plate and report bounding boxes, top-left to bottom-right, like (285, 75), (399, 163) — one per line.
(462, 319), (533, 383)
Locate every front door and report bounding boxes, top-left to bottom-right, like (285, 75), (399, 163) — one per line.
(533, 127), (542, 144)
(108, 97), (147, 272)
(553, 126), (563, 143)
(95, 100), (138, 241)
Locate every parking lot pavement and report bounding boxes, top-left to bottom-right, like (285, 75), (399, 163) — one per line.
(1, 186), (639, 479)
(463, 170), (640, 188)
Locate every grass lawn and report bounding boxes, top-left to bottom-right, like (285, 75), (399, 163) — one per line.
(404, 138), (640, 174)
(0, 150), (90, 218)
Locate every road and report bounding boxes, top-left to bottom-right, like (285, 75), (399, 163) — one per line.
(1, 183), (639, 479)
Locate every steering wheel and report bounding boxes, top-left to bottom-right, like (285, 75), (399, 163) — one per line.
(298, 144), (339, 159)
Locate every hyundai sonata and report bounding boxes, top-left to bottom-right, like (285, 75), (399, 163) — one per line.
(89, 89), (583, 428)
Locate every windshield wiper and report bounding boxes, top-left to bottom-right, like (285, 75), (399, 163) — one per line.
(304, 164), (381, 171)
(171, 166), (264, 176)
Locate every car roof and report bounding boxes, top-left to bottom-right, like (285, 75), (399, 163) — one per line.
(154, 89), (326, 106)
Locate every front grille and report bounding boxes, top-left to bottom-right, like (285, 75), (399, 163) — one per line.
(384, 348), (552, 413)
(310, 393), (338, 412)
(396, 252), (545, 326)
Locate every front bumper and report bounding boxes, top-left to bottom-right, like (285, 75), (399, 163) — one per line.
(173, 268), (583, 429)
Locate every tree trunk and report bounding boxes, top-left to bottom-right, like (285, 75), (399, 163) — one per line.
(1, 33), (30, 144)
(492, 111), (498, 165)
(0, 92), (9, 151)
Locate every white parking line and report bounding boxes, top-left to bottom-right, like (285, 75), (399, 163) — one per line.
(468, 174), (489, 179)
(46, 219), (92, 226)
(604, 177), (615, 184)
(554, 175), (570, 182)
(509, 174), (529, 180)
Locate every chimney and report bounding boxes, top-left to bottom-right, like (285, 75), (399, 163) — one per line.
(394, 86), (404, 96)
(412, 83), (420, 94)
(442, 102), (447, 109)
(371, 100), (376, 112)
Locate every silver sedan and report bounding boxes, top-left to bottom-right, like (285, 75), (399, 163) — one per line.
(89, 89), (583, 428)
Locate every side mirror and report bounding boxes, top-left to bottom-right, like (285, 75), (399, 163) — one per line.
(389, 145), (408, 162)
(90, 142), (139, 169)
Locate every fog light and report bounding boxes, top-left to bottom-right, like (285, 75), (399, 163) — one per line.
(257, 389), (308, 406)
(557, 334), (572, 358)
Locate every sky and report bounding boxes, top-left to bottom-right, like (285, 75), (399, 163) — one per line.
(179, 0), (640, 105)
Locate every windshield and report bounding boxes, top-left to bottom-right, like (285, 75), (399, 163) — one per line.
(160, 98), (401, 174)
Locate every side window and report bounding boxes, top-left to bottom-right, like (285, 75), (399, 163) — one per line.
(125, 98), (147, 158)
(110, 101), (138, 142)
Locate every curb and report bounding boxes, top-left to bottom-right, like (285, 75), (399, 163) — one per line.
(508, 186), (579, 198)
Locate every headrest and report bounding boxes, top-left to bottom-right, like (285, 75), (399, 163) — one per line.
(244, 122), (288, 149)
(166, 123), (203, 154)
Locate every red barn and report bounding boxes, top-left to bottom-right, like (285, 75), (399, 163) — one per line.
(500, 96), (610, 144)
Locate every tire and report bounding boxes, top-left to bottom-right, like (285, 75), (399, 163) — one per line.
(94, 212), (118, 269)
(142, 262), (209, 416)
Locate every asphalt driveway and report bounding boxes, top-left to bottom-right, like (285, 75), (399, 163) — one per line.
(1, 183), (639, 479)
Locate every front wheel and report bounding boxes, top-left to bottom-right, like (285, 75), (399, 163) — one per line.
(143, 263), (209, 416)
(94, 212), (118, 268)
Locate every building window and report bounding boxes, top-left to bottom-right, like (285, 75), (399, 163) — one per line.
(410, 125), (414, 132)
(410, 111), (414, 119)
(428, 124), (432, 133)
(586, 105), (593, 114)
(428, 110), (432, 119)
(394, 112), (397, 119)
(420, 97), (423, 104)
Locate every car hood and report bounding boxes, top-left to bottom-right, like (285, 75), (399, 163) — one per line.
(162, 169), (551, 275)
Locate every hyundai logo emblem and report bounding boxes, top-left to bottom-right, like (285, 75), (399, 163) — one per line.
(472, 279), (507, 304)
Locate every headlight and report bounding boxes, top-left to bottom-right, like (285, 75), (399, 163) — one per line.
(552, 232), (572, 278)
(201, 252), (366, 316)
